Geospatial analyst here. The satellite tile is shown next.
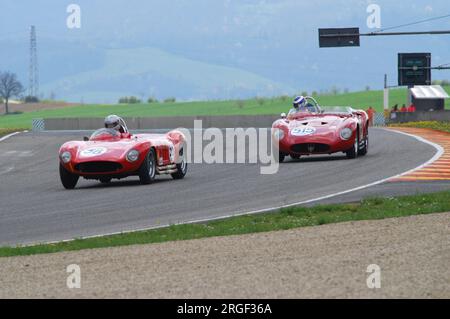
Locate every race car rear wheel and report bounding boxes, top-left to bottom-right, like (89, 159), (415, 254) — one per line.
(279, 152), (286, 163)
(346, 133), (359, 159)
(139, 148), (156, 185)
(59, 163), (79, 189)
(171, 158), (187, 180)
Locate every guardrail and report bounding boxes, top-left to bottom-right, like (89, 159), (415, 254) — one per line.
(33, 111), (449, 132)
(33, 115), (280, 131)
(388, 110), (450, 124)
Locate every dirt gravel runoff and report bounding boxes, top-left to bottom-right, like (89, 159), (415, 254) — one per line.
(1, 213), (449, 299)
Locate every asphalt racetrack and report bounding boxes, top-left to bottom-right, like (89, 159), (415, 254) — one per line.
(0, 128), (449, 246)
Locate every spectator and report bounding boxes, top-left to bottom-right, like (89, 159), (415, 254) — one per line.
(407, 104), (416, 112)
(400, 104), (407, 112)
(366, 106), (375, 126)
(390, 104), (399, 120)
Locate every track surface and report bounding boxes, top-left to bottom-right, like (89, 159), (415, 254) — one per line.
(0, 128), (447, 246)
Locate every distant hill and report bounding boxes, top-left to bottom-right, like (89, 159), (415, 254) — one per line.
(40, 47), (295, 104)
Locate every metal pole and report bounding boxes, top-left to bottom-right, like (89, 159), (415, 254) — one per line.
(383, 74), (389, 111)
(407, 86), (413, 106)
(319, 30), (450, 38)
(399, 66), (450, 70)
(364, 30), (450, 36)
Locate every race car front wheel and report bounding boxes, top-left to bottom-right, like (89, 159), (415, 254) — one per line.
(139, 148), (156, 185)
(358, 134), (369, 156)
(346, 133), (359, 159)
(59, 163), (79, 189)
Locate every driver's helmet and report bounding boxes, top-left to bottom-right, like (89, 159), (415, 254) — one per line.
(104, 115), (128, 133)
(293, 96), (307, 109)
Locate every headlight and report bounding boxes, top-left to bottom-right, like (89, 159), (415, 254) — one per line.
(273, 128), (285, 140)
(60, 151), (71, 163)
(340, 128), (353, 140)
(126, 150), (139, 162)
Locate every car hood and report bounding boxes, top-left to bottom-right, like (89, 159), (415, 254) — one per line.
(74, 141), (137, 162)
(272, 115), (352, 141)
(287, 115), (348, 132)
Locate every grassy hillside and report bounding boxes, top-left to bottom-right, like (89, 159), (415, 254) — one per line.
(0, 86), (449, 129)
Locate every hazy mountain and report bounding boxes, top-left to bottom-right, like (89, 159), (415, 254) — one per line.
(41, 47), (293, 103)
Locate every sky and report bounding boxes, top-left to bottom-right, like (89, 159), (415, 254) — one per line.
(0, 0), (449, 103)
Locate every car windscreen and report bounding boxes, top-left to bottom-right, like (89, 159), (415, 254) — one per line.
(321, 106), (353, 115)
(90, 128), (119, 140)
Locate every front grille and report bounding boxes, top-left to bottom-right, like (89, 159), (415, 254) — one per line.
(75, 161), (122, 173)
(291, 143), (330, 153)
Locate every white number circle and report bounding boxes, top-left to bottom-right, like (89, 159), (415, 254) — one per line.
(80, 147), (107, 157)
(291, 127), (316, 136)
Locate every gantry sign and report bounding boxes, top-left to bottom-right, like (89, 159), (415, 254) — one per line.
(318, 28), (450, 48)
(398, 53), (431, 86)
(319, 28), (450, 86)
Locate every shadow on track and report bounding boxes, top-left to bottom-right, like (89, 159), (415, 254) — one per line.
(283, 154), (349, 164)
(74, 177), (173, 190)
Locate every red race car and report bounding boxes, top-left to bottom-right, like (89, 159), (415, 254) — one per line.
(272, 97), (369, 162)
(58, 128), (187, 189)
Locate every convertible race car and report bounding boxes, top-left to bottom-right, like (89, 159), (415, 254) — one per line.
(58, 128), (187, 189)
(272, 97), (369, 162)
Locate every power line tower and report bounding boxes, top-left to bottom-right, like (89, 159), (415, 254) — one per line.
(29, 25), (39, 97)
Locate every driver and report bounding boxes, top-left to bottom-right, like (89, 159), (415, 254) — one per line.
(104, 115), (129, 134)
(288, 96), (308, 118)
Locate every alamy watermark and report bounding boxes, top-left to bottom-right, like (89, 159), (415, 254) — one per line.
(67, 264), (81, 289)
(366, 264), (381, 289)
(367, 4), (381, 29)
(176, 121), (280, 175)
(67, 4), (81, 29)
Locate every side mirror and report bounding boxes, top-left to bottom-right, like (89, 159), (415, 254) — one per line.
(83, 136), (89, 141)
(280, 113), (287, 119)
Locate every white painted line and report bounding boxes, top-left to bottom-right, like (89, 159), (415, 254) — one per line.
(17, 128), (445, 248)
(18, 151), (33, 157)
(0, 166), (14, 175)
(0, 131), (28, 143)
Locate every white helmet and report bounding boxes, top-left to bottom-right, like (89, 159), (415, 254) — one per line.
(104, 115), (128, 133)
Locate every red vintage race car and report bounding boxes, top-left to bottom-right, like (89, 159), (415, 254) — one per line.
(272, 97), (369, 162)
(58, 128), (187, 189)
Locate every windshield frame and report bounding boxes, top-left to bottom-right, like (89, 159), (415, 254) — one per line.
(89, 128), (120, 140)
(304, 97), (322, 113)
(321, 106), (354, 115)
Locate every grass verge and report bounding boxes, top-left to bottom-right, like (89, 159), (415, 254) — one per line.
(0, 128), (25, 138)
(1, 190), (449, 258)
(390, 121), (450, 134)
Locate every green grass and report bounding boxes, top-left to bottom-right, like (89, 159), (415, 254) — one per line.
(1, 190), (449, 258)
(1, 86), (449, 129)
(0, 128), (24, 137)
(390, 121), (450, 133)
